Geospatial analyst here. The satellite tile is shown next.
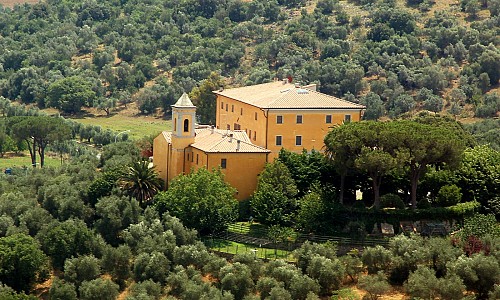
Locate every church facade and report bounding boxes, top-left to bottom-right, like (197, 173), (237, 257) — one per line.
(153, 81), (365, 200)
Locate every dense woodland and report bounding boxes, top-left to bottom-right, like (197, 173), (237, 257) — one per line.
(0, 0), (499, 120)
(1, 0), (500, 299)
(0, 128), (499, 299)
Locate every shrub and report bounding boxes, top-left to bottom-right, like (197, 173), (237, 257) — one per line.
(436, 185), (462, 206)
(293, 241), (338, 272)
(404, 266), (438, 299)
(449, 254), (500, 298)
(288, 274), (320, 300)
(361, 245), (392, 274)
(220, 262), (254, 300)
(306, 255), (345, 294)
(133, 251), (170, 284)
(49, 278), (77, 300)
(358, 272), (390, 300)
(340, 254), (364, 283)
(64, 255), (101, 288)
(267, 286), (292, 300)
(78, 279), (119, 300)
(256, 277), (282, 299)
(380, 194), (405, 209)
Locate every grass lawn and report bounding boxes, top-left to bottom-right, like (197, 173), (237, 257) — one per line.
(205, 238), (295, 261)
(72, 113), (171, 140)
(0, 153), (62, 169)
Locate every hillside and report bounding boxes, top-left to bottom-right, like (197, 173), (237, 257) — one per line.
(0, 0), (498, 124)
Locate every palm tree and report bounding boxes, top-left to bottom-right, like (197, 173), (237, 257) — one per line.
(120, 160), (163, 206)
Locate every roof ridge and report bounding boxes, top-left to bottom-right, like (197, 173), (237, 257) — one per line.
(265, 87), (292, 108)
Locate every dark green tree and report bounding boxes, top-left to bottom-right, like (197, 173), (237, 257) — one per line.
(154, 168), (238, 234)
(189, 72), (224, 124)
(47, 76), (96, 114)
(251, 161), (298, 225)
(0, 233), (49, 293)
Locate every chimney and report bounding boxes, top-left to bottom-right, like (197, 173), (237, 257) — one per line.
(295, 82), (301, 88)
(282, 78), (288, 85)
(211, 125), (214, 134)
(236, 140), (241, 151)
(229, 133), (233, 142)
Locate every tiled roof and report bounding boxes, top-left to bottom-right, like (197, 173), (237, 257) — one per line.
(213, 81), (365, 110)
(159, 128), (269, 153)
(173, 93), (195, 107)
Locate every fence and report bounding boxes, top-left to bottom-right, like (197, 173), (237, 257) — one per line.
(203, 228), (390, 260)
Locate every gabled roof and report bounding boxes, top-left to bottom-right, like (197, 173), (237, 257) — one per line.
(159, 128), (269, 153)
(172, 93), (195, 108)
(213, 81), (366, 110)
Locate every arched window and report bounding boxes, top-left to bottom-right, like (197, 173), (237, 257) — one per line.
(183, 119), (189, 132)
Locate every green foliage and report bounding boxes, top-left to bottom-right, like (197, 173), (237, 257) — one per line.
(0, 233), (49, 293)
(119, 160), (163, 207)
(47, 76), (97, 114)
(154, 168), (238, 234)
(436, 184), (462, 207)
(48, 278), (77, 300)
(94, 195), (141, 245)
(306, 255), (345, 294)
(251, 161), (298, 226)
(380, 194), (405, 209)
(36, 219), (104, 269)
(220, 262), (255, 300)
(126, 280), (162, 300)
(101, 245), (132, 287)
(78, 278), (119, 300)
(63, 255), (101, 289)
(361, 245), (392, 274)
(358, 272), (390, 300)
(0, 284), (38, 300)
(133, 251), (171, 284)
(293, 241), (338, 273)
(449, 254), (500, 298)
(459, 214), (500, 240)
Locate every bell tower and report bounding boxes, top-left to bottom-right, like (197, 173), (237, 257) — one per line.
(168, 93), (196, 182)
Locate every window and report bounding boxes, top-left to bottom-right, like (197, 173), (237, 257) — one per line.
(344, 114), (351, 122)
(183, 119), (189, 132)
(221, 102), (224, 109)
(276, 115), (283, 124)
(276, 136), (282, 146)
(249, 130), (252, 139)
(326, 115), (332, 123)
(191, 153), (194, 162)
(226, 124), (230, 130)
(196, 154), (199, 164)
(240, 108), (243, 115)
(231, 105), (234, 112)
(226, 104), (228, 111)
(295, 136), (302, 146)
(296, 115), (303, 124)
(221, 158), (227, 169)
(234, 123), (241, 130)
(253, 131), (256, 141)
(255, 112), (258, 120)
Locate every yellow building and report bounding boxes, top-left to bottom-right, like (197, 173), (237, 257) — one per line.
(154, 81), (365, 200)
(153, 93), (269, 200)
(214, 80), (366, 159)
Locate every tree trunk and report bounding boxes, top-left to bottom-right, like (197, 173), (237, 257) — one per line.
(373, 175), (381, 209)
(339, 173), (345, 205)
(26, 139), (37, 168)
(410, 166), (421, 210)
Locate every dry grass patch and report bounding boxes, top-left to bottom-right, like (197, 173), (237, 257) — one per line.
(0, 0), (39, 8)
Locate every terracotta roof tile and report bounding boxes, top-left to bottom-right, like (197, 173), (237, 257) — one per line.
(214, 81), (365, 110)
(158, 128), (269, 153)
